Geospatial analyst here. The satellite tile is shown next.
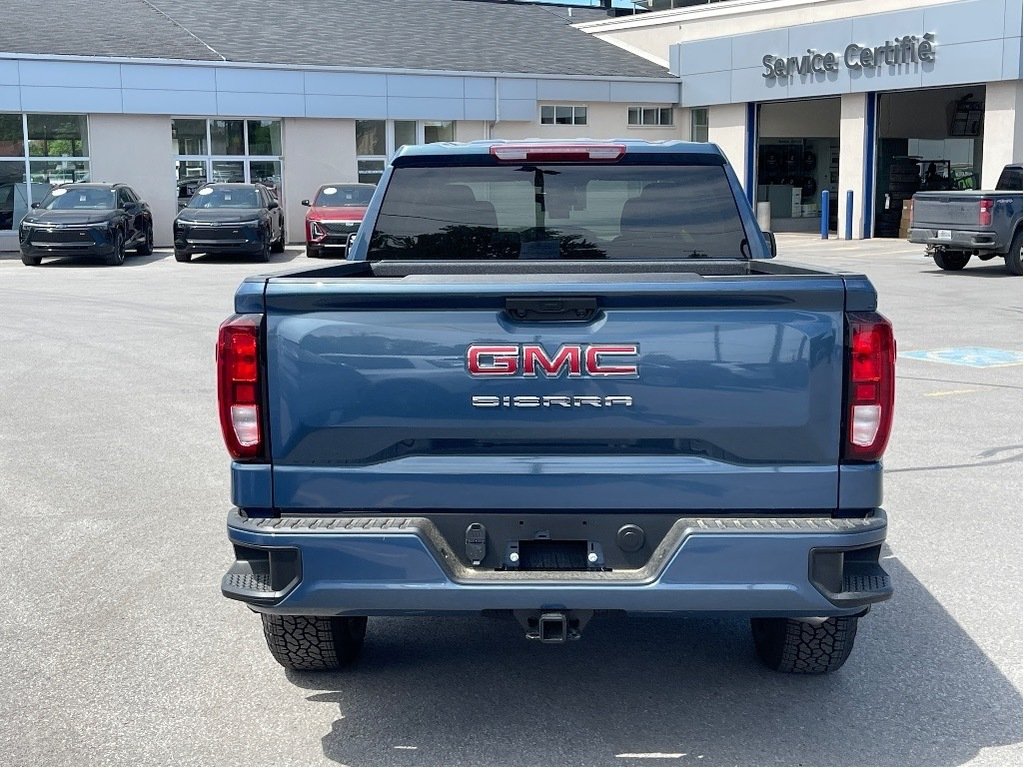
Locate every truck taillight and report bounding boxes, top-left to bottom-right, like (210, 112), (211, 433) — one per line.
(217, 314), (264, 460)
(979, 199), (994, 226)
(844, 312), (895, 461)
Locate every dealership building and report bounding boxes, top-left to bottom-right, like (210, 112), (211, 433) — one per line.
(0, 0), (1020, 250)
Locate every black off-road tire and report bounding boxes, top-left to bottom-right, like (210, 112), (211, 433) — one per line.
(21, 253), (41, 266)
(1005, 230), (1022, 276)
(106, 231), (126, 266)
(751, 616), (859, 674)
(261, 614), (367, 671)
(137, 224), (153, 255)
(932, 250), (970, 271)
(173, 248), (191, 263)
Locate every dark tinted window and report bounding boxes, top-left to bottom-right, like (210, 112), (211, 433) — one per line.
(188, 186), (259, 209)
(40, 187), (114, 210)
(315, 185), (375, 207)
(368, 163), (747, 260)
(996, 166), (1022, 191)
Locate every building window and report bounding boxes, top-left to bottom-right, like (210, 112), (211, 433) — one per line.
(356, 120), (457, 184)
(691, 108), (709, 142)
(540, 105), (588, 125)
(172, 118), (283, 209)
(0, 113), (90, 232)
(628, 107), (674, 127)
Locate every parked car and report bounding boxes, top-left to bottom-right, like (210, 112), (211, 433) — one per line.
(908, 163), (1023, 275)
(19, 182), (153, 267)
(218, 140), (895, 675)
(173, 183), (285, 263)
(302, 183), (375, 258)
(177, 177), (207, 211)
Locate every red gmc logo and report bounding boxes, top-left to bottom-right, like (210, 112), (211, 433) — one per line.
(467, 343), (639, 377)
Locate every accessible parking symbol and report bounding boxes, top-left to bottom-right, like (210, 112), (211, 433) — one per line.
(899, 347), (1024, 368)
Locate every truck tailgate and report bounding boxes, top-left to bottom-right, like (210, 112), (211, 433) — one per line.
(263, 273), (847, 511)
(912, 193), (982, 228)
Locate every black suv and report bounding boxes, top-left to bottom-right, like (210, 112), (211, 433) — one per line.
(19, 183), (153, 266)
(173, 183), (285, 263)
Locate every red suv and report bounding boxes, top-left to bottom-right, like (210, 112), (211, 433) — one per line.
(302, 183), (375, 258)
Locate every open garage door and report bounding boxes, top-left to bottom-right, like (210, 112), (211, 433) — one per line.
(875, 86), (985, 238)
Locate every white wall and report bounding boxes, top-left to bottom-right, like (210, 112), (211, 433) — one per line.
(838, 92), (870, 239)
(89, 114), (176, 246)
(982, 79), (1023, 188)
(759, 98), (840, 138)
(708, 103), (749, 188)
(281, 118), (357, 243)
(492, 102), (682, 141)
(456, 122), (490, 142)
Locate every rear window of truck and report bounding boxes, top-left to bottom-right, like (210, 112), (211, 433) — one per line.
(367, 164), (748, 260)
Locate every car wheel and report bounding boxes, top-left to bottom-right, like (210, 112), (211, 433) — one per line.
(272, 224), (286, 254)
(261, 614), (367, 671)
(173, 248), (191, 263)
(106, 231), (126, 266)
(21, 254), (42, 266)
(1005, 231), (1022, 276)
(305, 244), (318, 259)
(932, 250), (970, 271)
(137, 224), (153, 255)
(258, 232), (272, 262)
(751, 616), (858, 674)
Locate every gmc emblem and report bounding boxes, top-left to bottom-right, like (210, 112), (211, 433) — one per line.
(467, 343), (639, 377)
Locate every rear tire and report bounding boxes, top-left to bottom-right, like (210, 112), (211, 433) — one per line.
(751, 616), (858, 674)
(261, 614), (367, 671)
(932, 251), (970, 271)
(21, 254), (41, 266)
(1005, 231), (1022, 276)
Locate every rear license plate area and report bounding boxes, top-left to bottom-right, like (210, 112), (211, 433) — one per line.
(937, 229), (952, 240)
(517, 539), (588, 570)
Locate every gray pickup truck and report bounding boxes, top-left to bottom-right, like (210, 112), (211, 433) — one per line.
(908, 164), (1023, 275)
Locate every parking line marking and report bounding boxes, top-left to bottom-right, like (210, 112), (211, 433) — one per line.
(924, 389), (980, 397)
(900, 347), (1023, 368)
(616, 753), (687, 759)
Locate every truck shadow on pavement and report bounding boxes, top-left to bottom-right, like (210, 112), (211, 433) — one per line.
(289, 554), (1022, 767)
(923, 263), (1018, 278)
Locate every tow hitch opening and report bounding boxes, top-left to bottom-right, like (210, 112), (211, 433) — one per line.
(514, 610), (593, 643)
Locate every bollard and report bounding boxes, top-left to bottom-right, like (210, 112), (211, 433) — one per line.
(820, 190), (830, 239)
(845, 190), (854, 241)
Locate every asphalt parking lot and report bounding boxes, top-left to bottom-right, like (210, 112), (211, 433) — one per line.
(0, 236), (1020, 766)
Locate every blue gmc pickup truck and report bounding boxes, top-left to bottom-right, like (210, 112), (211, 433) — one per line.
(219, 140), (895, 674)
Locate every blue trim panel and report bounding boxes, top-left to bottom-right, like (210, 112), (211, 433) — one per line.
(863, 91), (876, 239)
(227, 517), (887, 617)
(745, 102), (757, 204)
(842, 275), (878, 312)
(234, 278), (266, 314)
(838, 464), (883, 509)
(271, 460), (840, 511)
(231, 463), (273, 509)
